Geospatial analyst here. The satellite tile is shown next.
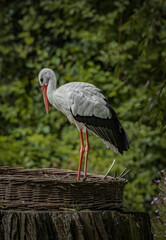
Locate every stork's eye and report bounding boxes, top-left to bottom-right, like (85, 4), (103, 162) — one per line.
(40, 77), (43, 84)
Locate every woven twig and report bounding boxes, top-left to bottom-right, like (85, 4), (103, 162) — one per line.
(102, 159), (116, 179)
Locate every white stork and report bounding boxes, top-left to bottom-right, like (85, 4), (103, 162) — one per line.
(38, 68), (129, 180)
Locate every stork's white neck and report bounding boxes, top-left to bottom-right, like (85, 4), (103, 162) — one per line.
(47, 76), (57, 105)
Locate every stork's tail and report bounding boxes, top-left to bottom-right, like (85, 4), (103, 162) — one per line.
(105, 102), (130, 154)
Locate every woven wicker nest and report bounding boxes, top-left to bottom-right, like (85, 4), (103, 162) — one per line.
(0, 166), (127, 211)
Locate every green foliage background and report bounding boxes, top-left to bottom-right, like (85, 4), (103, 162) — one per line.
(0, 0), (166, 212)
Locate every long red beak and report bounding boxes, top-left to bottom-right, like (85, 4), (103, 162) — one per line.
(42, 85), (49, 114)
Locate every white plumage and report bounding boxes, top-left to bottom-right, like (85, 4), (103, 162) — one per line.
(38, 68), (129, 180)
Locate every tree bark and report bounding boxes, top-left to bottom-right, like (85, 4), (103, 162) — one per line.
(0, 210), (153, 240)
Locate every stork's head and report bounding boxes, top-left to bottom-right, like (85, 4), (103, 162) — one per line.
(38, 68), (56, 114)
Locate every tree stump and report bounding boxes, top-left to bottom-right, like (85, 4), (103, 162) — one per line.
(0, 210), (152, 240)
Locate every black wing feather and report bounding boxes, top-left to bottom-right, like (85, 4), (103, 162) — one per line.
(71, 102), (130, 154)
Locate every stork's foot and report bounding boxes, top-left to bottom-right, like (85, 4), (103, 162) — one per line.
(82, 176), (87, 181)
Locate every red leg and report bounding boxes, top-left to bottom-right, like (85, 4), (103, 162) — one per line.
(77, 129), (85, 180)
(84, 130), (89, 178)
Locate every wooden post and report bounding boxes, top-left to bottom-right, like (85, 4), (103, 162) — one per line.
(0, 210), (152, 240)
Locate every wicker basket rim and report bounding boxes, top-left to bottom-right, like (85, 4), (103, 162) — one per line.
(0, 166), (128, 184)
